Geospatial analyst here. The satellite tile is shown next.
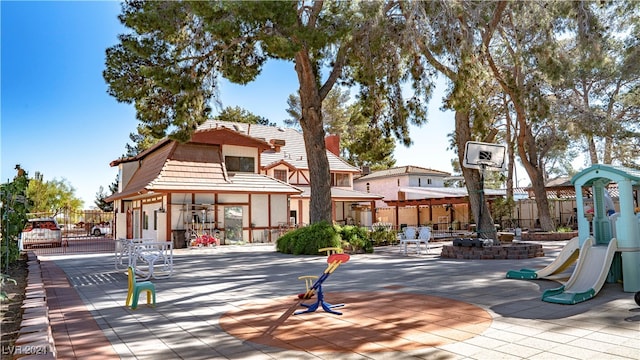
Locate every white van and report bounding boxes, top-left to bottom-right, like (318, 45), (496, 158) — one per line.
(21, 218), (62, 248)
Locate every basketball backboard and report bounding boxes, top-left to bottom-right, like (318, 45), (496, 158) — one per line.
(463, 141), (506, 171)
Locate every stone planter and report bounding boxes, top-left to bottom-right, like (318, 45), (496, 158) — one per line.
(522, 231), (578, 241)
(441, 243), (544, 260)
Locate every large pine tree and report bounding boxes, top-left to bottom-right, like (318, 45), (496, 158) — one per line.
(104, 1), (433, 224)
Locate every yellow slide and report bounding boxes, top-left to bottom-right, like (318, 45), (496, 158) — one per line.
(506, 237), (580, 282)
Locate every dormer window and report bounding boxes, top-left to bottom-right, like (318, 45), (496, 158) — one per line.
(274, 169), (287, 182)
(225, 156), (255, 173)
(332, 173), (350, 187)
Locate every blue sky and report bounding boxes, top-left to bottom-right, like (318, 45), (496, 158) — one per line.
(1, 1), (457, 208)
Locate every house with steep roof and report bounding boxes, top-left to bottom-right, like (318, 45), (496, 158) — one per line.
(107, 121), (382, 245)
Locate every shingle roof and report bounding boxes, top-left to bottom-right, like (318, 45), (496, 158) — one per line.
(107, 139), (301, 201)
(399, 186), (505, 199)
(110, 141), (176, 200)
(293, 186), (383, 200)
(109, 121), (367, 201)
(151, 172), (302, 194)
(198, 120), (361, 173)
(355, 166), (450, 181)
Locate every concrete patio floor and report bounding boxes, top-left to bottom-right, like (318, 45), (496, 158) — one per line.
(38, 241), (640, 359)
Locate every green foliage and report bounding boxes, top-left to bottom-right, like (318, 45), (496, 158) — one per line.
(94, 176), (117, 212)
(276, 221), (341, 255)
(552, 2), (640, 168)
(370, 226), (398, 246)
(27, 171), (83, 216)
(125, 124), (161, 156)
(1, 166), (30, 267)
(105, 1), (433, 224)
(1, 273), (17, 301)
(333, 224), (373, 254)
(284, 89), (397, 169)
(275, 222), (373, 255)
(491, 196), (515, 224)
(215, 106), (275, 126)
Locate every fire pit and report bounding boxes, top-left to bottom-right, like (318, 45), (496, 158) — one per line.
(441, 238), (544, 260)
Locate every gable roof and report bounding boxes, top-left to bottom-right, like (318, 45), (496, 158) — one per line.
(293, 186), (383, 201)
(109, 126), (275, 167)
(399, 186), (505, 198)
(355, 165), (450, 181)
(107, 136), (301, 202)
(111, 141), (180, 200)
(198, 120), (361, 173)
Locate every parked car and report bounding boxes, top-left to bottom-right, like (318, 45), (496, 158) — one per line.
(91, 222), (112, 236)
(21, 218), (62, 248)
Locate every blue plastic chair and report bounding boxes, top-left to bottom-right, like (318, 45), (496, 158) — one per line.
(126, 266), (156, 310)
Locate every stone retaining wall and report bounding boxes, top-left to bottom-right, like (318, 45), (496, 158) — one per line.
(522, 231), (578, 241)
(441, 243), (544, 260)
(13, 252), (56, 359)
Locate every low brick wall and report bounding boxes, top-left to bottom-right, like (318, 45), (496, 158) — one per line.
(522, 231), (578, 241)
(441, 243), (544, 260)
(13, 252), (56, 358)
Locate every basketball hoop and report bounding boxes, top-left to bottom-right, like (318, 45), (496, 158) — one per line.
(462, 141), (507, 240)
(463, 141), (506, 171)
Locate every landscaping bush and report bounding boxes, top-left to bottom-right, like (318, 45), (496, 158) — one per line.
(334, 224), (373, 253)
(370, 223), (397, 246)
(276, 221), (341, 255)
(1, 174), (30, 268)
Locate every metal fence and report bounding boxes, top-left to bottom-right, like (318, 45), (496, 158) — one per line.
(22, 209), (115, 256)
(24, 235), (116, 256)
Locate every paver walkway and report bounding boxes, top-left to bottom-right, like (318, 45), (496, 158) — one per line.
(37, 242), (640, 359)
(40, 259), (118, 359)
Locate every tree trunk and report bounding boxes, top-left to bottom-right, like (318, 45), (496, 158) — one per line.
(516, 121), (556, 231)
(505, 99), (515, 201)
(295, 49), (333, 224)
(603, 136), (612, 164)
(455, 111), (497, 240)
(588, 135), (598, 164)
(485, 46), (556, 232)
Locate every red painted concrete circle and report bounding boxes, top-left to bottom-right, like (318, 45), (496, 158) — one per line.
(219, 291), (492, 353)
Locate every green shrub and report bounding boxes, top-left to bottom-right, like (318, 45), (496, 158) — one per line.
(557, 226), (573, 233)
(276, 221), (341, 255)
(334, 224), (373, 253)
(1, 174), (30, 268)
(370, 222), (397, 246)
(370, 228), (397, 246)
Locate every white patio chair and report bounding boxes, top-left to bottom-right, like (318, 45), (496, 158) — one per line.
(399, 226), (419, 255)
(131, 241), (174, 280)
(417, 226), (432, 254)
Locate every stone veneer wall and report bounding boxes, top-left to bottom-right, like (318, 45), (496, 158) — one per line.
(441, 243), (544, 260)
(522, 231), (578, 241)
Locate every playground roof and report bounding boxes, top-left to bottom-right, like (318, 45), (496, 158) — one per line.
(572, 164), (640, 186)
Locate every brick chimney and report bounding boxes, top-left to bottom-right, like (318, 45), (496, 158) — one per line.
(325, 134), (340, 156)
